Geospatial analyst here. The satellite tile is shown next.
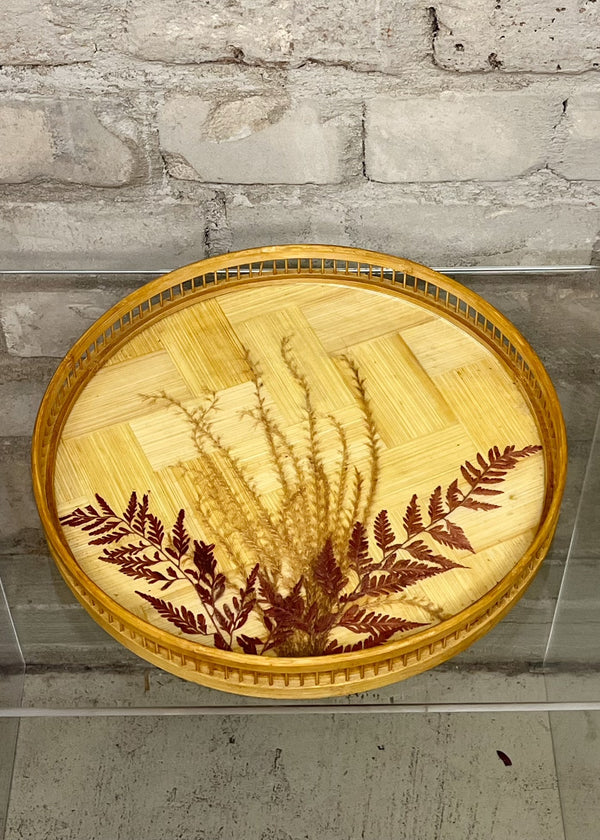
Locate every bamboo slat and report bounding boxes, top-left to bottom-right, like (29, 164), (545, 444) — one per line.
(31, 246), (567, 698)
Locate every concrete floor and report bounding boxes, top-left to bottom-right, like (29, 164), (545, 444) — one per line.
(3, 711), (567, 840)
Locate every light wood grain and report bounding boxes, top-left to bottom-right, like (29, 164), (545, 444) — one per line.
(155, 298), (253, 394)
(434, 358), (540, 454)
(233, 306), (355, 422)
(61, 352), (192, 439)
(344, 332), (457, 447)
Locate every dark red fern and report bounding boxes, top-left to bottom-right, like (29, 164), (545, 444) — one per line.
(133, 494), (149, 536)
(136, 591), (208, 635)
(95, 494), (117, 518)
(428, 486), (445, 523)
(429, 520), (474, 553)
(324, 613), (423, 654)
(146, 513), (165, 548)
(101, 544), (170, 587)
(314, 538), (348, 600)
(461, 445), (541, 489)
(339, 605), (422, 637)
(167, 509), (189, 561)
(60, 441), (542, 657)
(237, 634), (265, 655)
(403, 494), (424, 538)
(214, 564), (260, 645)
(461, 498), (500, 512)
(259, 574), (306, 633)
(89, 527), (132, 545)
(347, 521), (372, 575)
(404, 540), (463, 571)
(446, 479), (463, 511)
(374, 510), (395, 553)
(192, 539), (218, 579)
(123, 492), (137, 525)
(345, 557), (446, 602)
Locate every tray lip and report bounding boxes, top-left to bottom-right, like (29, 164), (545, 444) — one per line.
(31, 244), (567, 694)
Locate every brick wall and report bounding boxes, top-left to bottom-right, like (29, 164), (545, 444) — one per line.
(1, 0), (600, 268)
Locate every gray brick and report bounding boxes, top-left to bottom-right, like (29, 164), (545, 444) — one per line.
(0, 717), (18, 840)
(0, 288), (123, 357)
(563, 434), (600, 562)
(344, 198), (600, 266)
(454, 618), (553, 664)
(0, 438), (46, 555)
(0, 379), (45, 438)
(0, 551), (137, 667)
(545, 604), (600, 664)
(553, 380), (600, 444)
(122, 0), (431, 72)
(122, 0), (295, 65)
(5, 604), (133, 666)
(289, 0), (432, 73)
(365, 93), (559, 182)
(158, 96), (359, 184)
(18, 667), (546, 707)
(0, 100), (144, 187)
(552, 94), (600, 181)
(536, 443), (589, 564)
(0, 555), (72, 610)
(0, 201), (208, 270)
(227, 187), (600, 266)
(0, 0), (97, 66)
(226, 189), (351, 251)
(433, 0), (600, 73)
(0, 359), (58, 437)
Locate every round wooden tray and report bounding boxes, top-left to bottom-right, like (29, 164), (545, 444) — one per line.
(32, 246), (567, 698)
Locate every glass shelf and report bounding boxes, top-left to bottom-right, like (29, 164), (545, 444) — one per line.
(0, 580), (24, 839)
(1, 267), (599, 714)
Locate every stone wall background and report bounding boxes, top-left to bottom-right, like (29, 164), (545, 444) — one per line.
(1, 0), (600, 269)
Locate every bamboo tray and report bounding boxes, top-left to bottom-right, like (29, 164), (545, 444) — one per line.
(32, 246), (567, 698)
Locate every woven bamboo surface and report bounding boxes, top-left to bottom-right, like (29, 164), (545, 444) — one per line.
(32, 246), (566, 697)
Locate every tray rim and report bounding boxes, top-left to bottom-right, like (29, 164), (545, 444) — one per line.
(31, 244), (567, 697)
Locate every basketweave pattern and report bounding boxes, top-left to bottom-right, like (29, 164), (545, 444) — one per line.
(32, 247), (566, 698)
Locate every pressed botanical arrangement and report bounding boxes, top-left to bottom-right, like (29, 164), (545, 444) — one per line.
(60, 337), (542, 657)
(35, 245), (565, 699)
